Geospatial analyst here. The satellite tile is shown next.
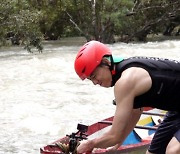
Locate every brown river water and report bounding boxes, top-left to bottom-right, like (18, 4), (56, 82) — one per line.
(0, 37), (179, 153)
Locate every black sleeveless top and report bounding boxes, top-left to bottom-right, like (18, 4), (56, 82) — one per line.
(111, 57), (180, 112)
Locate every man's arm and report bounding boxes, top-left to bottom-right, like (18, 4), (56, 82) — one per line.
(77, 67), (152, 152)
(107, 108), (143, 151)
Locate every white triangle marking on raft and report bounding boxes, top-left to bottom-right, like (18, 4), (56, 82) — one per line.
(134, 128), (149, 139)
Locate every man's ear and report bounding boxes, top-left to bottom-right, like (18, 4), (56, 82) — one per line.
(101, 57), (111, 66)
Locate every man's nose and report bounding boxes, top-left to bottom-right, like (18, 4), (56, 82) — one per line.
(92, 79), (98, 85)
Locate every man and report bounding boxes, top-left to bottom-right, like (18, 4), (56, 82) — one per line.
(74, 40), (180, 154)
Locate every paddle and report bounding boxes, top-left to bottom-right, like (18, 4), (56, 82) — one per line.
(98, 120), (158, 130)
(113, 99), (166, 117)
(142, 111), (165, 116)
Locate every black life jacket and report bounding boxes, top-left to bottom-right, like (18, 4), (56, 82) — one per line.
(111, 57), (180, 112)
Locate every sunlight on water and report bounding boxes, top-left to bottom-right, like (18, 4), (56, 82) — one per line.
(0, 39), (179, 153)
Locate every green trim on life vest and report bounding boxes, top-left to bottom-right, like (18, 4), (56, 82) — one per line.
(112, 56), (124, 63)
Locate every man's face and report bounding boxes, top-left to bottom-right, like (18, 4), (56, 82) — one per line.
(87, 65), (112, 88)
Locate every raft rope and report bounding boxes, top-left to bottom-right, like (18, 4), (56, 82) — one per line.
(55, 142), (80, 154)
(55, 143), (69, 154)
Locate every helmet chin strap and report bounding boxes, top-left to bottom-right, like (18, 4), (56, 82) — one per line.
(110, 55), (116, 75)
(100, 55), (116, 75)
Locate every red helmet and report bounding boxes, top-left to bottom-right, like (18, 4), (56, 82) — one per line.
(74, 40), (112, 80)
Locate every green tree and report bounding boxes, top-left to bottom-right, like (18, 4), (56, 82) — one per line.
(119, 0), (180, 42)
(58, 0), (134, 43)
(62, 0), (179, 43)
(0, 0), (179, 51)
(0, 0), (43, 52)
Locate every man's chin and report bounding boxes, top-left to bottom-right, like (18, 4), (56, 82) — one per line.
(101, 84), (111, 88)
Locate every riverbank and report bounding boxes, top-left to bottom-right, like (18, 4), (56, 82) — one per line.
(43, 35), (180, 46)
(146, 34), (180, 42)
(0, 35), (179, 52)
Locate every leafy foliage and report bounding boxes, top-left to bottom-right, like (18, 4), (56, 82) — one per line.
(0, 0), (43, 52)
(0, 0), (179, 52)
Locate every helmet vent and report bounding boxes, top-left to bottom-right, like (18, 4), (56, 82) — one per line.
(79, 43), (89, 52)
(77, 53), (83, 59)
(79, 46), (86, 52)
(82, 66), (86, 73)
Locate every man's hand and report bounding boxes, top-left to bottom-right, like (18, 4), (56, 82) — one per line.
(76, 140), (94, 153)
(106, 143), (120, 151)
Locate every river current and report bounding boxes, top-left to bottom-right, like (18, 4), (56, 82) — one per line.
(0, 38), (179, 154)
